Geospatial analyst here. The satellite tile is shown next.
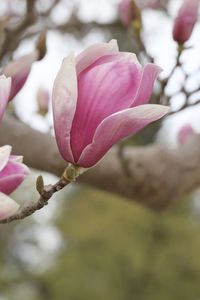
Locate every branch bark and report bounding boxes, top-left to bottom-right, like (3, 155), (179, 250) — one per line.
(1, 115), (200, 211)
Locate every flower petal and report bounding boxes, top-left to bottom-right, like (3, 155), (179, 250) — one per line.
(52, 52), (78, 163)
(71, 53), (142, 162)
(10, 155), (23, 163)
(0, 145), (12, 172)
(0, 75), (11, 121)
(78, 104), (169, 167)
(0, 192), (19, 220)
(131, 63), (162, 107)
(0, 158), (29, 195)
(3, 51), (38, 101)
(76, 40), (119, 75)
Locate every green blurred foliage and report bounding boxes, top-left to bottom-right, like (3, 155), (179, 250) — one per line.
(42, 188), (200, 300)
(1, 187), (200, 299)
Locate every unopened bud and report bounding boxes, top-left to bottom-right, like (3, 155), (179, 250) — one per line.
(3, 51), (38, 101)
(119, 0), (142, 28)
(173, 0), (199, 45)
(36, 175), (44, 194)
(36, 86), (49, 116)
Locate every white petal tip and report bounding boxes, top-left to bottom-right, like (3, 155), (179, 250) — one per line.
(108, 39), (119, 51)
(147, 104), (169, 118)
(0, 145), (12, 155)
(0, 193), (19, 220)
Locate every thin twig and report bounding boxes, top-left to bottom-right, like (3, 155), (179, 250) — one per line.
(0, 175), (70, 224)
(158, 48), (183, 105)
(0, 0), (37, 59)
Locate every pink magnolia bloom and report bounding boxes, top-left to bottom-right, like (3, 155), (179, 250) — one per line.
(3, 51), (38, 101)
(119, 0), (141, 27)
(173, 0), (199, 44)
(0, 75), (11, 122)
(36, 86), (50, 115)
(177, 124), (195, 144)
(52, 40), (169, 168)
(0, 145), (29, 195)
(0, 76), (29, 220)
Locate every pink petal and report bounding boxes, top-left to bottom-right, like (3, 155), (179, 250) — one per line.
(52, 52), (78, 163)
(76, 40), (119, 75)
(0, 158), (29, 195)
(70, 53), (142, 162)
(0, 192), (19, 220)
(3, 51), (38, 101)
(131, 63), (162, 107)
(78, 104), (169, 167)
(85, 51), (140, 68)
(0, 75), (11, 121)
(0, 145), (12, 172)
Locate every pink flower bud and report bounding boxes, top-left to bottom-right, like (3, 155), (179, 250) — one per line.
(177, 124), (195, 144)
(119, 0), (141, 27)
(0, 192), (19, 221)
(36, 86), (50, 116)
(173, 0), (199, 45)
(0, 145), (29, 195)
(52, 40), (169, 168)
(0, 75), (11, 122)
(3, 51), (38, 101)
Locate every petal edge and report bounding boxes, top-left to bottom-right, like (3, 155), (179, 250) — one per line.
(76, 40), (119, 75)
(52, 53), (78, 163)
(78, 104), (169, 167)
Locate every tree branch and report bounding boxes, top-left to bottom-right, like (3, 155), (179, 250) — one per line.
(1, 115), (200, 211)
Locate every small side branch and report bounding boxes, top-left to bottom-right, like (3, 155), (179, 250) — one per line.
(0, 176), (69, 224)
(0, 164), (82, 224)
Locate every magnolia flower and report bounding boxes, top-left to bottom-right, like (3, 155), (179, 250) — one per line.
(173, 0), (199, 45)
(0, 73), (29, 221)
(0, 77), (29, 193)
(177, 124), (195, 144)
(52, 40), (168, 168)
(0, 145), (29, 220)
(0, 75), (11, 122)
(119, 0), (141, 27)
(3, 51), (38, 101)
(36, 86), (50, 116)
(0, 145), (29, 195)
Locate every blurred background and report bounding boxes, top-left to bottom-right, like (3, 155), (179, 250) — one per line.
(1, 0), (200, 299)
